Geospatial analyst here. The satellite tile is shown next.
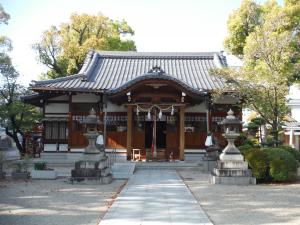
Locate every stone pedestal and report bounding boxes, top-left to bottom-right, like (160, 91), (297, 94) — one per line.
(211, 159), (256, 185)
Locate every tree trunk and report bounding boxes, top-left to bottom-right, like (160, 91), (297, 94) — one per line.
(5, 128), (25, 155)
(271, 122), (279, 147)
(273, 87), (280, 147)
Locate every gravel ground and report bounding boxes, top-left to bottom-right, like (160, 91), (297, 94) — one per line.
(0, 178), (126, 225)
(179, 170), (300, 225)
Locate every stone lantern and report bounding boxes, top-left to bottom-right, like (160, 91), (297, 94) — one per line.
(211, 109), (256, 185)
(218, 109), (243, 161)
(83, 108), (100, 154)
(71, 108), (112, 184)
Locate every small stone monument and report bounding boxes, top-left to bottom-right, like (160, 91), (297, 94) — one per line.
(71, 108), (112, 184)
(211, 109), (256, 185)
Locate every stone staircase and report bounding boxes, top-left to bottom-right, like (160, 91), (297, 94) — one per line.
(26, 152), (215, 178)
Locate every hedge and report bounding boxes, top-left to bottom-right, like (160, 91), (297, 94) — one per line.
(262, 147), (298, 182)
(244, 149), (268, 180)
(238, 145), (299, 182)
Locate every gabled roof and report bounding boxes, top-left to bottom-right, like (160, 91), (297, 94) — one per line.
(30, 50), (227, 94)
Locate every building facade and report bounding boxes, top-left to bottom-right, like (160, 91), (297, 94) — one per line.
(24, 51), (239, 160)
(284, 84), (300, 150)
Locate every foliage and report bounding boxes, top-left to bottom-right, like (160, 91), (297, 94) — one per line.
(34, 162), (47, 170)
(34, 13), (136, 79)
(12, 154), (31, 172)
(263, 147), (298, 182)
(239, 144), (298, 182)
(0, 4), (11, 52)
(0, 4), (42, 154)
(239, 144), (259, 155)
(279, 145), (300, 161)
(244, 148), (269, 180)
(246, 117), (266, 143)
(214, 0), (300, 146)
(224, 0), (262, 57)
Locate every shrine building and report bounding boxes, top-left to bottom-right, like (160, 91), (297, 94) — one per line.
(24, 51), (240, 161)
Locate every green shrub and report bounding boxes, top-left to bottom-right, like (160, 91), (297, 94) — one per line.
(239, 144), (258, 156)
(34, 162), (47, 170)
(279, 146), (300, 162)
(244, 149), (268, 180)
(263, 147), (298, 182)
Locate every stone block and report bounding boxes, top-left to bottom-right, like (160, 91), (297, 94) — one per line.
(219, 153), (244, 161)
(11, 172), (30, 180)
(102, 174), (113, 184)
(214, 168), (252, 177)
(217, 160), (248, 169)
(31, 170), (57, 180)
(211, 175), (256, 185)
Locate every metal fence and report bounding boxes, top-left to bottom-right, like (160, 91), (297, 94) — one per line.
(106, 149), (117, 168)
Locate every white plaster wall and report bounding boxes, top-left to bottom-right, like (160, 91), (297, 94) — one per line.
(291, 107), (300, 122)
(72, 93), (100, 103)
(45, 114), (68, 118)
(49, 95), (69, 101)
(214, 95), (238, 104)
(106, 101), (126, 112)
(287, 84), (300, 122)
(185, 102), (207, 113)
(45, 103), (69, 113)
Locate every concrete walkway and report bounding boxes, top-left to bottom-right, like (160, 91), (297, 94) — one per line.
(99, 170), (212, 225)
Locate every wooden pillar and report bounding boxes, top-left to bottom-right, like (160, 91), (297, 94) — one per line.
(67, 94), (72, 152)
(68, 112), (72, 151)
(127, 105), (133, 160)
(179, 105), (185, 161)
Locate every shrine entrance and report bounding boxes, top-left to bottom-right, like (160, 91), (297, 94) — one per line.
(145, 120), (167, 160)
(108, 76), (205, 161)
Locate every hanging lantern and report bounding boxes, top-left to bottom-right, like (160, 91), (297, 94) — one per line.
(158, 109), (162, 119)
(171, 106), (174, 115)
(147, 110), (151, 120)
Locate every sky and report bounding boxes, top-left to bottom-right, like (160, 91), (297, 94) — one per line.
(1, 0), (281, 86)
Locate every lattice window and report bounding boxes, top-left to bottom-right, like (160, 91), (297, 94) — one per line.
(184, 115), (207, 132)
(44, 121), (68, 141)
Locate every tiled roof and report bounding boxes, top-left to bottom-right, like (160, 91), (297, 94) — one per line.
(284, 121), (300, 128)
(30, 50), (227, 94)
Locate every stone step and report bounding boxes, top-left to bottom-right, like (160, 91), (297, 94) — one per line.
(135, 161), (205, 170)
(40, 152), (68, 160)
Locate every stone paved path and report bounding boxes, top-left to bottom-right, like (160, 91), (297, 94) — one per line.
(99, 170), (212, 225)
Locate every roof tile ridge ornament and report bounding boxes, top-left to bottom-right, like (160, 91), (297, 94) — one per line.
(147, 66), (165, 76)
(78, 49), (95, 74)
(95, 50), (217, 59)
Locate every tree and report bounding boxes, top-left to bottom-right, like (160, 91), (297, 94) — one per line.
(34, 13), (136, 79)
(224, 0), (262, 57)
(215, 0), (300, 146)
(0, 4), (11, 53)
(0, 4), (42, 155)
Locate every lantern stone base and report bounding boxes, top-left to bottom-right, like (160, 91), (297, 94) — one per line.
(211, 175), (256, 185)
(211, 154), (256, 185)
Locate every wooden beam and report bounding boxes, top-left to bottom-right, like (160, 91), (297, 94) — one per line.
(179, 105), (185, 161)
(127, 105), (133, 160)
